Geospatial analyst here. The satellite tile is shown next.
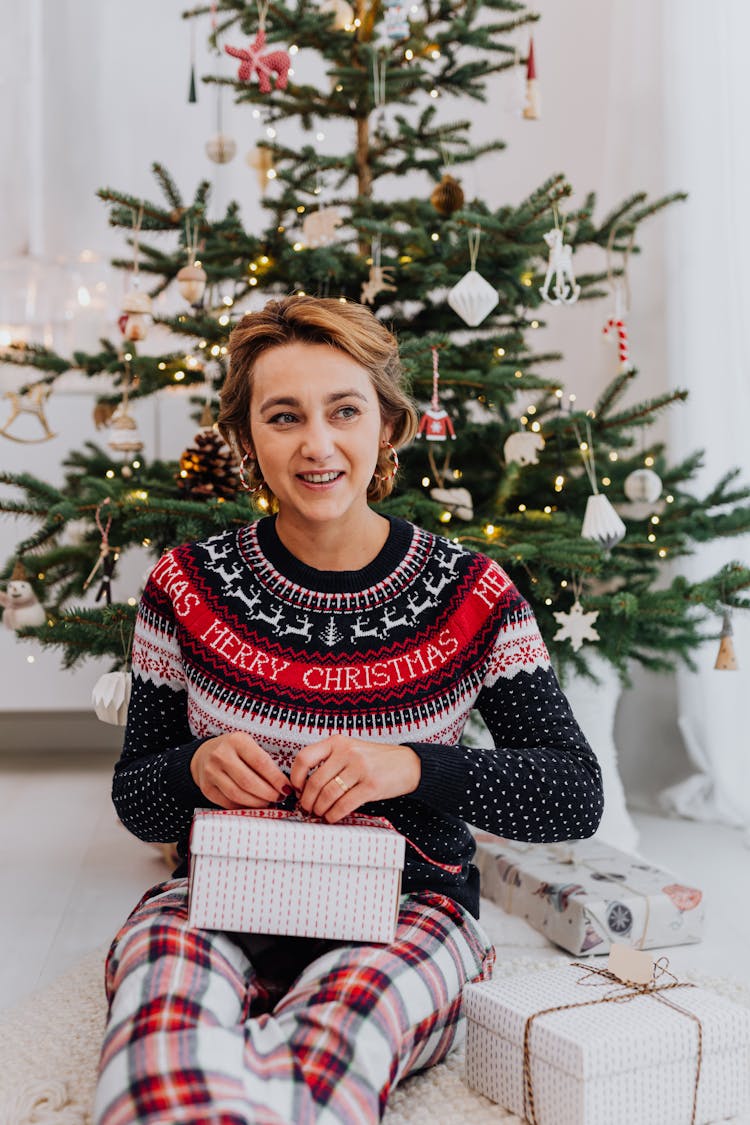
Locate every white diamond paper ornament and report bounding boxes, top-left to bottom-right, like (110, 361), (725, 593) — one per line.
(581, 493), (626, 551)
(92, 671), (132, 725)
(447, 270), (498, 326)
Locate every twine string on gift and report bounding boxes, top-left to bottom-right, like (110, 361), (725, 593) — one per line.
(498, 838), (654, 949)
(522, 959), (703, 1125)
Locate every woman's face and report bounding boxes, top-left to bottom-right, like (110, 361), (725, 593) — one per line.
(248, 341), (390, 530)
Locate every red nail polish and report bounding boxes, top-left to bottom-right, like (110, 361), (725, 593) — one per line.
(282, 784), (293, 796)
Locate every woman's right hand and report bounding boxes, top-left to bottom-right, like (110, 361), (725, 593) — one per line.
(190, 731), (292, 809)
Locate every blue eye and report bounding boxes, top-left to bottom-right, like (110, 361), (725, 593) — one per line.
(337, 405), (360, 419)
(270, 412), (297, 425)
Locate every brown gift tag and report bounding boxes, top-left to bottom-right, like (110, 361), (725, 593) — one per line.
(607, 942), (656, 985)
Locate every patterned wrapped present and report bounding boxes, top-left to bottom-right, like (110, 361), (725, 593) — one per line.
(473, 834), (704, 955)
(464, 961), (750, 1125)
(188, 808), (405, 943)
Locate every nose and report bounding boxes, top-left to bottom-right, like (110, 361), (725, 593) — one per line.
(299, 416), (335, 463)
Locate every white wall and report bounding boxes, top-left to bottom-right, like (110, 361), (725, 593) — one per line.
(0, 0), (691, 793)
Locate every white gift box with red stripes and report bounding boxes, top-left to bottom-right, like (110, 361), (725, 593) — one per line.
(188, 807), (405, 943)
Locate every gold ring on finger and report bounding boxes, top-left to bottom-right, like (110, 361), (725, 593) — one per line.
(332, 773), (350, 793)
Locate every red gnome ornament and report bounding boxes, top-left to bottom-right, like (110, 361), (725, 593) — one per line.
(522, 36), (540, 120)
(417, 348), (456, 442)
(225, 27), (291, 94)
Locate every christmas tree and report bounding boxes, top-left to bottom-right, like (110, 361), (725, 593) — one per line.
(1, 0), (749, 684)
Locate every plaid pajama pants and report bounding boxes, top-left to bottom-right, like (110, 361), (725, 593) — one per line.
(95, 878), (495, 1125)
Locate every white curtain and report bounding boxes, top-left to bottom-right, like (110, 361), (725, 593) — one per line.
(660, 0), (750, 829)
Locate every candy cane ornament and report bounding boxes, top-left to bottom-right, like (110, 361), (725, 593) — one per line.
(602, 316), (630, 372)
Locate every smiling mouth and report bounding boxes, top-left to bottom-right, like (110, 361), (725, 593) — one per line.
(297, 471), (344, 484)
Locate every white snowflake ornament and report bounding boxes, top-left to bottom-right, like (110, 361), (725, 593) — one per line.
(553, 600), (600, 652)
(302, 207), (342, 248)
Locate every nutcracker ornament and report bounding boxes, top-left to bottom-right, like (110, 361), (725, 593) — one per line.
(417, 348), (456, 442)
(0, 561), (46, 631)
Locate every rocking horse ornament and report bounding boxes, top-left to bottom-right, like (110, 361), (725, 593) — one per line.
(539, 211), (580, 306)
(0, 384), (57, 443)
(224, 1), (291, 95)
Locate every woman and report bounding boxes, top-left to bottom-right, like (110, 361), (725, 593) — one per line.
(96, 296), (603, 1124)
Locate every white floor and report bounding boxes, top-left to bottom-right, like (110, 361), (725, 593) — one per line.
(1, 751), (749, 1014)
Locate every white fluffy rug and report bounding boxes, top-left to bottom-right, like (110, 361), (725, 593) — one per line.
(1, 901), (749, 1125)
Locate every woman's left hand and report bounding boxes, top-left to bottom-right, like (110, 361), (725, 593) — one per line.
(289, 733), (421, 822)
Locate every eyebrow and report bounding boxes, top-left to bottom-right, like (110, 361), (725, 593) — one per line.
(258, 389), (369, 414)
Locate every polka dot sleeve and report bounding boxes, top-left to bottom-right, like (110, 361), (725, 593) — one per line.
(112, 571), (210, 843)
(408, 599), (604, 843)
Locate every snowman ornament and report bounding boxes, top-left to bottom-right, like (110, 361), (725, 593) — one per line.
(0, 563), (46, 631)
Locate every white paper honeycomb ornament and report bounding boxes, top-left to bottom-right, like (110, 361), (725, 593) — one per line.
(447, 270), (498, 327)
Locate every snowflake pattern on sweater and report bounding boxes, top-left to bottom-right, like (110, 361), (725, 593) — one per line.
(114, 515), (603, 917)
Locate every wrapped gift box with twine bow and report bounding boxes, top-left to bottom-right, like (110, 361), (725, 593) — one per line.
(188, 807), (406, 943)
(473, 833), (704, 956)
(463, 947), (750, 1125)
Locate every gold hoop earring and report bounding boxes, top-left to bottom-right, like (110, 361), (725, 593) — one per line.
(239, 451), (264, 493)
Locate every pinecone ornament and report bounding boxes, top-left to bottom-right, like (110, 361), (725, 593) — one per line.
(177, 411), (239, 499)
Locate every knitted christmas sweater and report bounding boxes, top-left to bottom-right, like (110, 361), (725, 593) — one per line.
(114, 515), (603, 918)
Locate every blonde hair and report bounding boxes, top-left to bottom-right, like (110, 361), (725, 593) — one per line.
(218, 296), (418, 505)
